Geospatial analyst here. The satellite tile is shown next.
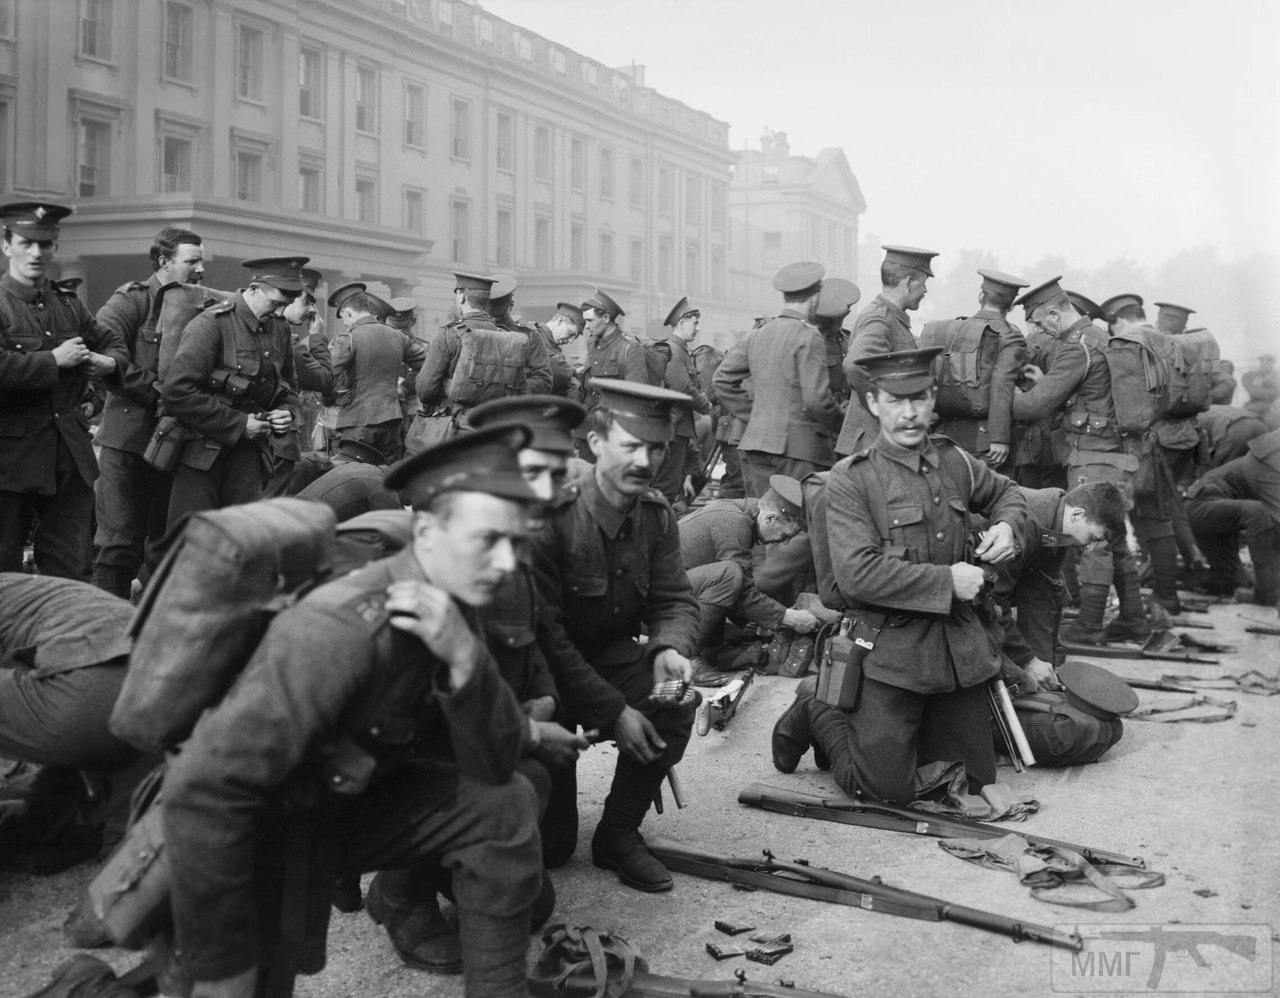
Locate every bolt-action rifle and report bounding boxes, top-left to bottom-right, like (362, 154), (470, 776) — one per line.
(554, 966), (845, 998)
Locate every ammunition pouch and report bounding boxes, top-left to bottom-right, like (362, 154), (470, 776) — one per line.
(815, 611), (885, 710)
(209, 365), (280, 413)
(142, 414), (195, 473)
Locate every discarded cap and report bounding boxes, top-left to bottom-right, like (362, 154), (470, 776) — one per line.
(589, 377), (691, 443)
(1098, 294), (1145, 322)
(881, 245), (938, 278)
(772, 261), (825, 295)
(327, 281), (367, 311)
(1058, 660), (1139, 719)
(384, 423), (538, 507)
(764, 474), (806, 525)
(977, 268), (1029, 307)
(664, 296), (700, 327)
(0, 201), (73, 241)
(1016, 276), (1066, 316)
(815, 278), (862, 320)
(466, 395), (586, 455)
(241, 256), (309, 293)
(853, 347), (943, 396)
(1154, 302), (1195, 335)
(582, 287), (625, 319)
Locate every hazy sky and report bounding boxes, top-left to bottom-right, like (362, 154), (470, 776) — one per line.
(481, 0), (1280, 273)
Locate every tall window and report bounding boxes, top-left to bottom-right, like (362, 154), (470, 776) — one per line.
(685, 175), (701, 225)
(599, 147), (614, 200)
(355, 66), (378, 134)
(80, 0), (113, 60)
(404, 82), (425, 147)
(298, 164), (321, 213)
(570, 220), (584, 270)
(355, 177), (377, 222)
(495, 112), (514, 172)
(599, 231), (614, 275)
(236, 24), (263, 100)
(77, 119), (111, 197)
(534, 125), (551, 182)
(451, 99), (470, 159)
(762, 231), (782, 270)
(658, 238), (673, 289)
(160, 135), (191, 192)
(629, 238), (643, 283)
(0, 101), (9, 193)
(657, 166), (672, 213)
(162, 2), (193, 81)
(569, 136), (585, 192)
(451, 199), (469, 261)
(534, 216), (551, 269)
(235, 149), (263, 201)
(299, 47), (323, 119)
(710, 181), (725, 231)
(0, 0), (13, 38)
(685, 242), (700, 294)
(403, 188), (425, 234)
(495, 207), (513, 267)
(710, 246), (724, 298)
(629, 158), (644, 208)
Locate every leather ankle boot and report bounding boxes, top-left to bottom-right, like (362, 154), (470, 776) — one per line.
(366, 870), (462, 974)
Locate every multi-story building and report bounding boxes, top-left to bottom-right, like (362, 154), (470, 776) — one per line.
(0, 0), (740, 341)
(729, 129), (866, 327)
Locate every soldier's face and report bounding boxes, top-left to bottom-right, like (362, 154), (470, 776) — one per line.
(676, 314), (700, 342)
(3, 234), (54, 284)
(412, 492), (530, 607)
(518, 448), (569, 502)
(160, 242), (205, 285)
(758, 509), (803, 544)
(551, 316), (580, 344)
(904, 275), (929, 310)
(868, 387), (935, 449)
(1063, 507), (1109, 546)
(283, 294), (315, 325)
(589, 421), (667, 495)
(583, 307), (608, 336)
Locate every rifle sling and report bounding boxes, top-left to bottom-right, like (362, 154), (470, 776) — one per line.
(558, 969), (841, 998)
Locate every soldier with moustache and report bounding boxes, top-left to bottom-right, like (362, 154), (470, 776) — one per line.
(652, 297), (712, 506)
(833, 245), (938, 457)
(90, 226), (205, 597)
(571, 288), (655, 460)
(0, 202), (128, 579)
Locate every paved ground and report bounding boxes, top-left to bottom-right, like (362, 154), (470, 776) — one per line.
(3, 598), (1278, 998)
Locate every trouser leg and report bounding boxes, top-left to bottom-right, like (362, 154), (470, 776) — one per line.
(651, 435), (690, 505)
(167, 440), (268, 528)
(719, 444), (744, 499)
(687, 561), (744, 654)
(918, 681), (997, 791)
(540, 761), (579, 869)
(1011, 570), (1065, 665)
(0, 490), (35, 574)
(808, 677), (924, 805)
(93, 446), (171, 596)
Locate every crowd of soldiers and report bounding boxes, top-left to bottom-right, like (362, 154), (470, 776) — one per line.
(2, 198), (1279, 998)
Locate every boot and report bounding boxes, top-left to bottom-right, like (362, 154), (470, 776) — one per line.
(771, 682), (816, 774)
(1061, 583), (1109, 645)
(24, 955), (140, 998)
(331, 874), (363, 913)
(1104, 567), (1152, 644)
(365, 870), (463, 974)
(1144, 535), (1182, 614)
(591, 758), (672, 892)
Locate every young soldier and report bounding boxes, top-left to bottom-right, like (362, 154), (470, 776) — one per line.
(652, 297), (712, 506)
(571, 288), (654, 459)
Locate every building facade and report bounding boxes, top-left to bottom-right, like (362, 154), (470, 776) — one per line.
(0, 0), (742, 340)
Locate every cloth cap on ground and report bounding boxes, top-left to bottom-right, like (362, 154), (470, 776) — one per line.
(1058, 660), (1139, 719)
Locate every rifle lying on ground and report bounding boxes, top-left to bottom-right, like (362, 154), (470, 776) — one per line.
(737, 783), (1147, 870)
(1058, 640), (1219, 665)
(696, 670), (755, 735)
(556, 967), (844, 998)
(649, 841), (1083, 952)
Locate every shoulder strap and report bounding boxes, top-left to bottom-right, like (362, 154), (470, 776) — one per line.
(860, 453), (892, 546)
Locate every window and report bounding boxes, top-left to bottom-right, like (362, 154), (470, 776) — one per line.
(710, 181), (725, 231)
(711, 246), (724, 298)
(657, 166), (672, 213)
(235, 149), (263, 202)
(355, 176), (377, 223)
(629, 158), (644, 208)
(582, 62), (597, 87)
(478, 17), (493, 44)
(496, 111), (514, 172)
(762, 163), (779, 186)
(495, 207), (513, 267)
(299, 47), (323, 119)
(404, 82), (426, 147)
(514, 32), (531, 60)
(570, 220), (584, 270)
(685, 175), (701, 225)
(437, 0), (453, 28)
(403, 187), (425, 234)
(160, 135), (191, 192)
(0, 0), (13, 38)
(298, 163), (321, 213)
(534, 216), (551, 269)
(763, 230), (782, 270)
(77, 118), (111, 196)
(809, 214), (822, 256)
(451, 98), (470, 159)
(451, 199), (469, 261)
(236, 24), (263, 101)
(0, 101), (9, 192)
(685, 242), (700, 294)
(162, 2), (193, 81)
(534, 125), (551, 182)
(551, 48), (566, 73)
(355, 66), (378, 134)
(599, 231), (614, 275)
(629, 238), (643, 283)
(569, 136), (585, 192)
(80, 0), (113, 60)
(658, 238), (672, 289)
(599, 147), (614, 200)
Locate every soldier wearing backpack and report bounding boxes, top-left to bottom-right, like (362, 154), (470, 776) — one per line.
(919, 269), (1029, 467)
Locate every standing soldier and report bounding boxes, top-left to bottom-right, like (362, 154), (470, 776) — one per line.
(715, 262), (841, 496)
(532, 302), (585, 398)
(653, 297), (712, 507)
(484, 275), (553, 397)
(384, 297), (427, 443)
(0, 201), (127, 579)
(91, 226), (205, 598)
(532, 380), (700, 891)
(572, 288), (654, 460)
(285, 267), (335, 455)
(919, 269), (1029, 466)
(834, 245), (937, 457)
(813, 278), (861, 408)
(690, 339), (726, 492)
(161, 257), (303, 526)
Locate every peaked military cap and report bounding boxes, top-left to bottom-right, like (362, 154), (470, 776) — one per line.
(300, 267), (324, 295)
(815, 278), (862, 320)
(881, 245), (938, 277)
(0, 201), (73, 240)
(1066, 290), (1102, 321)
(1154, 301), (1195, 335)
(1058, 660), (1138, 720)
(772, 261), (824, 295)
(390, 297), (419, 316)
(854, 347), (942, 396)
(454, 271), (495, 293)
(663, 296), (700, 327)
(555, 302), (585, 329)
(467, 395), (586, 455)
(365, 292), (395, 321)
(384, 423), (537, 507)
(1016, 276), (1065, 315)
(332, 437), (388, 466)
(977, 268), (1028, 306)
(590, 377), (691, 443)
(386, 297), (419, 330)
(327, 281), (367, 310)
(582, 287), (624, 319)
(1098, 293), (1145, 322)
(241, 256), (308, 293)
(490, 274), (518, 305)
(764, 474), (806, 526)
(54, 276), (84, 293)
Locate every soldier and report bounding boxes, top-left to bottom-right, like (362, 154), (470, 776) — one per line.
(161, 257), (303, 527)
(772, 348), (1024, 803)
(281, 267), (335, 456)
(385, 297), (420, 335)
(532, 302), (584, 398)
(292, 438), (401, 522)
(706, 320), (765, 501)
(919, 269), (1029, 466)
(689, 339), (725, 492)
(572, 287), (654, 460)
(1198, 397), (1268, 470)
(833, 245), (938, 457)
(714, 262), (842, 496)
(813, 278), (861, 407)
(329, 287), (426, 464)
(90, 226), (205, 597)
(678, 474), (817, 667)
(531, 379), (700, 892)
(1242, 354), (1279, 427)
(413, 273), (552, 448)
(652, 297), (712, 506)
(0, 201), (128, 579)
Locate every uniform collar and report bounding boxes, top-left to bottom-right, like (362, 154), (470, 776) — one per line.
(1064, 316), (1094, 338)
(874, 294), (909, 324)
(872, 432), (941, 472)
(592, 322), (622, 348)
(776, 306), (808, 321)
(580, 469), (638, 539)
(351, 314), (383, 329)
(235, 294), (269, 330)
(1, 273), (46, 303)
